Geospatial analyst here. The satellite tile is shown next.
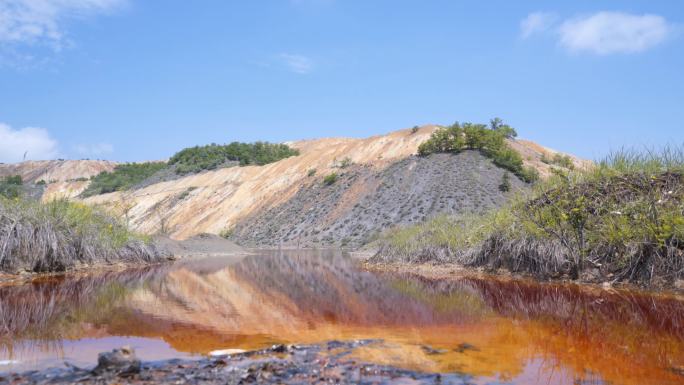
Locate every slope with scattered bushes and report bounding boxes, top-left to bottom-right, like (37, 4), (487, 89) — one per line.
(371, 147), (684, 288)
(230, 151), (527, 248)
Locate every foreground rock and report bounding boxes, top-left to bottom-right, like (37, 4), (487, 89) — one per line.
(1, 341), (475, 385)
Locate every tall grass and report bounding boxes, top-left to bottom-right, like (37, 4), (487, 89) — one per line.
(0, 198), (164, 273)
(372, 146), (684, 287)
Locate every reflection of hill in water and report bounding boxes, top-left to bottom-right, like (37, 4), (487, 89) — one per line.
(2, 251), (683, 384)
(125, 251), (484, 348)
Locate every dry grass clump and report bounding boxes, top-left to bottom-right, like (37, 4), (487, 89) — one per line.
(0, 198), (164, 274)
(372, 147), (684, 287)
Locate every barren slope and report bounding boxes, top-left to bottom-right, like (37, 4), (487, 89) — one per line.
(0, 160), (117, 200)
(231, 151), (527, 248)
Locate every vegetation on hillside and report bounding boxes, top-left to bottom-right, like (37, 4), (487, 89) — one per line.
(417, 119), (538, 183)
(372, 147), (684, 287)
(168, 141), (300, 175)
(542, 152), (575, 169)
(79, 141), (300, 197)
(323, 172), (338, 186)
(80, 162), (166, 198)
(0, 175), (23, 199)
(0, 197), (162, 273)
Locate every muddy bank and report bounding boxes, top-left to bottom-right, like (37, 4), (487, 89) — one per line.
(153, 233), (245, 259)
(0, 341), (473, 385)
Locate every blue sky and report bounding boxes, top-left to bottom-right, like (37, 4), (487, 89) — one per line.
(0, 0), (682, 162)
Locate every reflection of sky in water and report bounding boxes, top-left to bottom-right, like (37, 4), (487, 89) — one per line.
(1, 250), (683, 385)
(4, 337), (195, 371)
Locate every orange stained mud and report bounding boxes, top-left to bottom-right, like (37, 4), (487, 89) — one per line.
(1, 250), (682, 385)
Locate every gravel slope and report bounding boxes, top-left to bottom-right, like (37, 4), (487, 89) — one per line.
(231, 151), (527, 248)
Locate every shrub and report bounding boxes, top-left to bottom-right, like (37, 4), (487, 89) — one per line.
(36, 180), (46, 185)
(169, 141), (299, 175)
(4, 175), (22, 185)
(542, 152), (575, 169)
(178, 187), (196, 200)
(323, 173), (338, 186)
(499, 172), (511, 192)
(418, 120), (532, 182)
(490, 117), (517, 138)
(220, 226), (234, 239)
(411, 126), (420, 134)
(0, 175), (23, 199)
(307, 168), (317, 177)
(334, 157), (353, 169)
(81, 162), (166, 198)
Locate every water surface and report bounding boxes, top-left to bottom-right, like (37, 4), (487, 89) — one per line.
(1, 250), (683, 385)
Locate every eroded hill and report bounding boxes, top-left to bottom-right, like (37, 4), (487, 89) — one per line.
(0, 125), (585, 247)
(0, 159), (117, 200)
(82, 126), (584, 244)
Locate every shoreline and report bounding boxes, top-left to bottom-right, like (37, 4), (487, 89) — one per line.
(0, 340), (467, 385)
(3, 246), (683, 296)
(362, 260), (684, 297)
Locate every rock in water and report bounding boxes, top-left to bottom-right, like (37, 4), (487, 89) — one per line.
(93, 346), (141, 376)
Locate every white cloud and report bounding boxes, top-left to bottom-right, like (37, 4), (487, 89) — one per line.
(74, 142), (113, 157)
(521, 11), (672, 55)
(559, 12), (669, 54)
(0, 0), (125, 49)
(279, 53), (313, 74)
(520, 12), (557, 39)
(0, 123), (59, 163)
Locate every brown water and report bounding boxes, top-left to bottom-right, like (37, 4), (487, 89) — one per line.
(1, 250), (683, 384)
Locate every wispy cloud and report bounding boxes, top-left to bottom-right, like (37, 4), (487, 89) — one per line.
(559, 12), (670, 55)
(74, 142), (114, 157)
(0, 123), (59, 162)
(279, 53), (314, 74)
(0, 0), (125, 50)
(520, 12), (557, 39)
(521, 11), (672, 55)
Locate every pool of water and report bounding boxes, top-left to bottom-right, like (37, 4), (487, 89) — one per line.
(1, 250), (683, 384)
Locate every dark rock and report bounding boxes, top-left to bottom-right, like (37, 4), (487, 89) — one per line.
(454, 343), (478, 353)
(421, 345), (447, 355)
(92, 346), (141, 376)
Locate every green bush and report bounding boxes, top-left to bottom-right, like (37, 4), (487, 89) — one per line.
(323, 172), (338, 186)
(334, 157), (353, 169)
(0, 175), (23, 199)
(307, 168), (317, 177)
(417, 120), (533, 182)
(81, 162), (166, 198)
(499, 172), (511, 192)
(169, 141), (299, 175)
(542, 152), (575, 169)
(490, 117), (517, 138)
